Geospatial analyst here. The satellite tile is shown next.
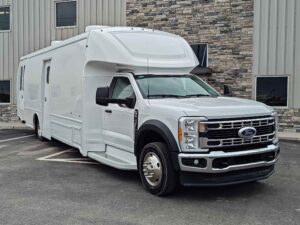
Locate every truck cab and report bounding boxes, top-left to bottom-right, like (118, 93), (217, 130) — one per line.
(95, 72), (279, 195)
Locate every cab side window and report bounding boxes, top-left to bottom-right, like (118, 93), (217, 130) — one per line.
(112, 77), (135, 99)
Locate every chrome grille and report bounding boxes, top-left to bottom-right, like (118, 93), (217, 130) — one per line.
(206, 117), (274, 130)
(200, 117), (276, 149)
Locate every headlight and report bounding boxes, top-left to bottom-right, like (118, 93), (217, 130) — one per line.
(179, 117), (208, 151)
(198, 122), (208, 133)
(271, 111), (279, 144)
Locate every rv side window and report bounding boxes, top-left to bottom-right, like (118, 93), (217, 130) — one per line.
(19, 67), (23, 91)
(20, 66), (25, 91)
(46, 67), (50, 84)
(112, 77), (135, 100)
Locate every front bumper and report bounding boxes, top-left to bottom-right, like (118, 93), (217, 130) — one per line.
(178, 144), (279, 173)
(179, 165), (275, 187)
(174, 143), (279, 186)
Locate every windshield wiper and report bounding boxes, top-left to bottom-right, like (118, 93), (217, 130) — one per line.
(147, 94), (185, 99)
(185, 94), (211, 98)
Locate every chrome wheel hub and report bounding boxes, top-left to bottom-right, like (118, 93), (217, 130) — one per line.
(143, 152), (162, 187)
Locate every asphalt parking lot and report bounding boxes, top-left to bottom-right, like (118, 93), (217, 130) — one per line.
(0, 128), (299, 225)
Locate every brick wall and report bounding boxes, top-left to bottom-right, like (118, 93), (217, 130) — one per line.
(127, 0), (254, 98)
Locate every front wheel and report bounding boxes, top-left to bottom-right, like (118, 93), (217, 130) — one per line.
(138, 142), (178, 196)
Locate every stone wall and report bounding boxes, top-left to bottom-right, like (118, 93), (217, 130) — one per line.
(127, 0), (254, 98)
(127, 0), (300, 131)
(276, 109), (300, 132)
(0, 105), (19, 122)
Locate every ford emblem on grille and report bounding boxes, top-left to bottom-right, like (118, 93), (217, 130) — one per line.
(238, 127), (257, 139)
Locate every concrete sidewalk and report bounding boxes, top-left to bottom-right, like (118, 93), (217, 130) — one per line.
(0, 121), (27, 129)
(0, 121), (299, 142)
(278, 132), (300, 142)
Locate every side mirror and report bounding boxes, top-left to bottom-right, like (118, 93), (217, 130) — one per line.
(224, 85), (233, 97)
(125, 97), (136, 109)
(96, 87), (109, 106)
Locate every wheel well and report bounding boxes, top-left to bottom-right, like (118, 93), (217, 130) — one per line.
(33, 114), (39, 130)
(136, 130), (165, 157)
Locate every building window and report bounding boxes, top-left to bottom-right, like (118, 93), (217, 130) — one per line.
(0, 80), (10, 104)
(256, 76), (288, 107)
(191, 44), (208, 67)
(56, 1), (77, 27)
(0, 6), (10, 31)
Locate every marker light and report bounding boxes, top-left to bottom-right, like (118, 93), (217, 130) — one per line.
(179, 127), (183, 144)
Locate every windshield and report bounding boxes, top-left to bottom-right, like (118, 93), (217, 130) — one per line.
(135, 75), (220, 99)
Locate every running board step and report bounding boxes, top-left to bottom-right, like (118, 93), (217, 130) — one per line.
(88, 152), (137, 171)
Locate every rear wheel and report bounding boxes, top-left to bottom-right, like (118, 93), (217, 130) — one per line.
(35, 118), (44, 141)
(139, 142), (178, 196)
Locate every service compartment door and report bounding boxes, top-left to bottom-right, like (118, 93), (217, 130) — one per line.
(42, 60), (51, 139)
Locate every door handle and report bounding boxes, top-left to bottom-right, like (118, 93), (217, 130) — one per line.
(105, 109), (112, 113)
(45, 97), (47, 102)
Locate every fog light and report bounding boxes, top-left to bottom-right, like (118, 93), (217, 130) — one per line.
(181, 158), (207, 168)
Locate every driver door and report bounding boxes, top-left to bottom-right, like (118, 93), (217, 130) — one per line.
(102, 77), (136, 153)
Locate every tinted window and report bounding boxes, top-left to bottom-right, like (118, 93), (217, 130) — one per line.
(0, 6), (10, 31)
(0, 80), (10, 103)
(20, 66), (25, 91)
(46, 67), (50, 84)
(256, 77), (288, 107)
(112, 78), (135, 99)
(135, 75), (219, 98)
(191, 44), (208, 67)
(56, 1), (77, 27)
(20, 66), (23, 91)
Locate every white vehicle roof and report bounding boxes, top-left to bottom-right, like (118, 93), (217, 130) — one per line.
(21, 26), (199, 75)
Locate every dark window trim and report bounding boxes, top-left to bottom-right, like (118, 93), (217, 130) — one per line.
(55, 0), (78, 28)
(0, 5), (11, 32)
(0, 79), (11, 104)
(255, 75), (289, 108)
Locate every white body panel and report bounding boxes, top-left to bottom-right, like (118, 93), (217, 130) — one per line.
(17, 26), (274, 172)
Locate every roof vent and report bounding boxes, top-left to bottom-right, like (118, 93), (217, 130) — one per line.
(85, 25), (110, 32)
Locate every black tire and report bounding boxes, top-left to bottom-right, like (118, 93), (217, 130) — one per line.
(35, 118), (45, 141)
(138, 142), (178, 196)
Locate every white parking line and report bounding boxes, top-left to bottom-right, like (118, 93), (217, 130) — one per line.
(0, 135), (35, 143)
(37, 149), (99, 165)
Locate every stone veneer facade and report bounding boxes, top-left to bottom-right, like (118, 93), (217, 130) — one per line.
(0, 105), (18, 123)
(127, 0), (299, 131)
(127, 0), (254, 98)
